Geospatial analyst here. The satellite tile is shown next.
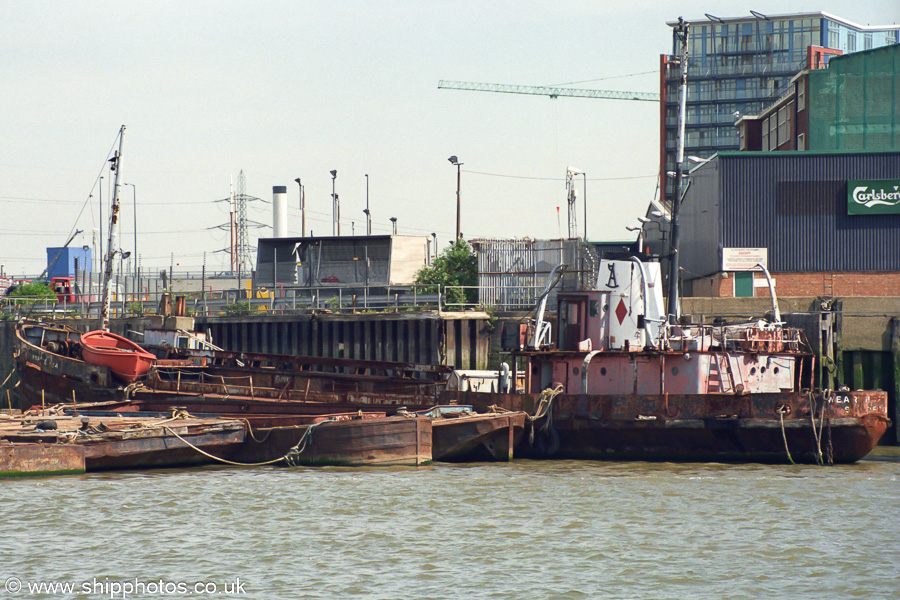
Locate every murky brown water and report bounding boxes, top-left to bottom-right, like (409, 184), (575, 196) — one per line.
(3, 452), (899, 599)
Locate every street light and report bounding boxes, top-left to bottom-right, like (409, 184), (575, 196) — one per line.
(390, 217), (398, 235)
(448, 155), (462, 240)
(124, 183), (137, 282)
(294, 177), (305, 237)
(582, 172), (588, 241)
(99, 176), (103, 272)
(330, 170), (338, 236)
(625, 226), (644, 253)
(365, 173), (371, 235)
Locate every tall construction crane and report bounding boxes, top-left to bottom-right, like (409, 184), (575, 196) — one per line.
(438, 80), (659, 239)
(437, 80), (659, 102)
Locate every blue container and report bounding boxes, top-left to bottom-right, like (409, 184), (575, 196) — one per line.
(46, 246), (92, 278)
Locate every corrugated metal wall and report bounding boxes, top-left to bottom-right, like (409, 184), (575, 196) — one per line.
(683, 152), (900, 276)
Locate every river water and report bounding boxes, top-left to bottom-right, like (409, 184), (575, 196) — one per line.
(3, 451), (899, 600)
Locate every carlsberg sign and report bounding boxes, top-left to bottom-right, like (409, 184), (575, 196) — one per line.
(848, 179), (900, 215)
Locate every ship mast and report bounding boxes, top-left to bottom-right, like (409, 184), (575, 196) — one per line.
(667, 18), (689, 322)
(100, 125), (126, 331)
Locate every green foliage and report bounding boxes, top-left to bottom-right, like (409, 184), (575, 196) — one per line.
(415, 239), (478, 308)
(223, 301), (250, 316)
(8, 282), (56, 300)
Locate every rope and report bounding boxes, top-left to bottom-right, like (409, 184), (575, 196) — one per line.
(776, 405), (795, 465)
(284, 419), (336, 467)
(528, 385), (563, 447)
(808, 391), (828, 466)
(0, 366), (15, 390)
(163, 425), (286, 466)
(239, 418), (273, 443)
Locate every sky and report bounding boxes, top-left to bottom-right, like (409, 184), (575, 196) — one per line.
(2, 1), (898, 277)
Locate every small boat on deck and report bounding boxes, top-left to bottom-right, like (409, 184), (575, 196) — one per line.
(80, 330), (157, 383)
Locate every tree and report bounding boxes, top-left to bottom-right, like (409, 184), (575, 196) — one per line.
(415, 239), (478, 308)
(8, 281), (55, 300)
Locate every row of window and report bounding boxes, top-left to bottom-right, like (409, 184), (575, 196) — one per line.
(666, 127), (739, 149)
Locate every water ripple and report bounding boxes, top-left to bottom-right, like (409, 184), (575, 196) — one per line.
(2, 457), (898, 599)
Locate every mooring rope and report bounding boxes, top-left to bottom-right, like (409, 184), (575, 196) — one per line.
(528, 385), (563, 448)
(284, 419), (336, 467)
(776, 405), (795, 465)
(0, 366), (15, 390)
(163, 425), (287, 466)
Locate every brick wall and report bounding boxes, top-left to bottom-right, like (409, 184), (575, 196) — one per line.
(689, 271), (900, 298)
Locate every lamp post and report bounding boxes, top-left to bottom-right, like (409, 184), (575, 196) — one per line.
(582, 172), (587, 241)
(330, 169), (338, 236)
(365, 174), (371, 235)
(448, 155), (462, 240)
(99, 176), (103, 272)
(431, 232), (437, 264)
(294, 177), (305, 236)
(124, 183), (137, 283)
(390, 217), (397, 235)
(626, 226), (644, 253)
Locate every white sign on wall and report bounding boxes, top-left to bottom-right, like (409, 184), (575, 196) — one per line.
(721, 247), (767, 271)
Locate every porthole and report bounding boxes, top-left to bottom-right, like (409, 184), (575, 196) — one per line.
(600, 367), (607, 376)
(773, 367), (780, 374)
(672, 366), (679, 375)
(573, 366), (580, 375)
(750, 367), (757, 375)
(760, 366), (767, 373)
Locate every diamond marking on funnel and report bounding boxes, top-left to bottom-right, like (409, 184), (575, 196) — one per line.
(615, 298), (628, 325)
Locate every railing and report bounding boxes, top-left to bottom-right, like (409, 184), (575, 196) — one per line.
(1, 280), (561, 319)
(0, 284), (445, 319)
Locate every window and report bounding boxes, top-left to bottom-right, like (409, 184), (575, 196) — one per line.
(798, 81), (805, 110)
(848, 32), (856, 52)
(734, 272), (754, 297)
(797, 133), (806, 151)
(769, 115), (777, 149)
(865, 33), (873, 50)
(778, 105), (789, 146)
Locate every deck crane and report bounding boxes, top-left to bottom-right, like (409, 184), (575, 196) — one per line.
(437, 80), (660, 239)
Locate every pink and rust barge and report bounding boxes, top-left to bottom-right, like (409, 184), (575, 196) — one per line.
(455, 258), (890, 464)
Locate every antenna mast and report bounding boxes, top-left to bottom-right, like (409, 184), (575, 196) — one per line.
(100, 125), (126, 331)
(667, 17), (689, 322)
(566, 167), (582, 239)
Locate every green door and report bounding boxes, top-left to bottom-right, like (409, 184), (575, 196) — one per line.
(734, 271), (754, 297)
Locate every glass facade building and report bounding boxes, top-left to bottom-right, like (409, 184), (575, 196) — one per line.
(661, 12), (900, 198)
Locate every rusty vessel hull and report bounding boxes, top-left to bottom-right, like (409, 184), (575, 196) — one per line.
(456, 389), (889, 464)
(429, 410), (527, 462)
(235, 415), (432, 466)
(0, 414), (246, 471)
(0, 442), (86, 476)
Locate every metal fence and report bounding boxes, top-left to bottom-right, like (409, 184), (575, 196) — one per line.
(0, 283), (445, 318)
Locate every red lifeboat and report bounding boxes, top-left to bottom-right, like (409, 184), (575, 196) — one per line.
(80, 330), (156, 383)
